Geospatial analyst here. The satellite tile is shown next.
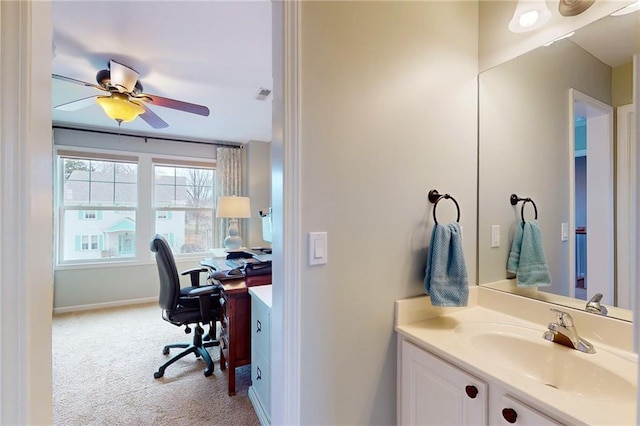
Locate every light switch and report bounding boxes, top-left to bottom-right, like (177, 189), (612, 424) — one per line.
(314, 238), (324, 258)
(561, 223), (569, 241)
(491, 225), (500, 248)
(308, 232), (327, 266)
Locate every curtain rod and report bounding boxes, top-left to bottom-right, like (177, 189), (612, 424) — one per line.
(52, 125), (244, 149)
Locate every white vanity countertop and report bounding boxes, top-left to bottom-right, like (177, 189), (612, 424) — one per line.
(396, 288), (637, 426)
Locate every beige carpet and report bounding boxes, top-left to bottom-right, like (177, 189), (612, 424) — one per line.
(53, 302), (260, 426)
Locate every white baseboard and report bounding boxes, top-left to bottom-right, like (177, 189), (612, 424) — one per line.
(53, 296), (157, 314)
(248, 386), (270, 426)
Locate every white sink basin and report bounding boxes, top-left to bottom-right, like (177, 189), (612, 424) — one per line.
(454, 322), (636, 403)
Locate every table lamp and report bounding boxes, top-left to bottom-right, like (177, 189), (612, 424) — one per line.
(217, 196), (251, 250)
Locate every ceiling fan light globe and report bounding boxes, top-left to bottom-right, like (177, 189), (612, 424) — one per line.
(96, 93), (144, 123)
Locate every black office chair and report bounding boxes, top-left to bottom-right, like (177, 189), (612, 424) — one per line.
(150, 234), (221, 378)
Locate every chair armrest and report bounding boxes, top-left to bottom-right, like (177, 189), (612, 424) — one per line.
(181, 267), (209, 287)
(182, 284), (222, 325)
(182, 284), (218, 297)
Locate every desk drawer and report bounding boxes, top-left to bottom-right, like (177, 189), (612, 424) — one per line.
(251, 299), (271, 361)
(251, 350), (271, 415)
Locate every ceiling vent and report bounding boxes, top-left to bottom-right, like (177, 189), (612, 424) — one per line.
(255, 88), (272, 101)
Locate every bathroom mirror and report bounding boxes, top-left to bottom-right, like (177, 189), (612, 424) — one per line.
(478, 11), (637, 322)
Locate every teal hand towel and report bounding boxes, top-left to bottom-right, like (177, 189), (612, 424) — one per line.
(506, 222), (523, 275)
(424, 223), (468, 307)
(507, 221), (551, 287)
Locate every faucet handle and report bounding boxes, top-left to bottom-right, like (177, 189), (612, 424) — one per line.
(550, 308), (574, 327)
(586, 293), (608, 315)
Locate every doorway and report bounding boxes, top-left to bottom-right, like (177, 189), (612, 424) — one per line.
(570, 89), (614, 304)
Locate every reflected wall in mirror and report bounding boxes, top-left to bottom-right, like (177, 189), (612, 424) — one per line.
(478, 11), (637, 322)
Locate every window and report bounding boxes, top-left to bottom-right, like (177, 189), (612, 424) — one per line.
(58, 155), (138, 263)
(77, 235), (100, 251)
(55, 149), (217, 265)
(154, 164), (215, 254)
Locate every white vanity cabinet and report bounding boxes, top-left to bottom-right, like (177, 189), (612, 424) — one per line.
(248, 285), (272, 425)
(400, 339), (488, 425)
(399, 338), (562, 426)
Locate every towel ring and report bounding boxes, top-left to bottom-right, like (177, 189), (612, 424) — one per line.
(428, 189), (460, 224)
(510, 194), (538, 222)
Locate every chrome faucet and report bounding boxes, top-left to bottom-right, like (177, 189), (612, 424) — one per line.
(585, 293), (608, 316)
(542, 308), (596, 354)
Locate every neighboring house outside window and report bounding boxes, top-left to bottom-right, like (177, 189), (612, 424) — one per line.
(56, 151), (216, 265)
(58, 156), (138, 263)
(153, 164), (215, 254)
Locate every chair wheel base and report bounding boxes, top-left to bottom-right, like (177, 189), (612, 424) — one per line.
(154, 370), (164, 379)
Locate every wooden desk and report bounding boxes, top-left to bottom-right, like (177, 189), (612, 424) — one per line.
(215, 279), (251, 396)
(216, 278), (276, 396)
(202, 258), (271, 396)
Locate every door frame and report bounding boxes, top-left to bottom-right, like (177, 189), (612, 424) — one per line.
(616, 103), (635, 310)
(569, 89), (614, 304)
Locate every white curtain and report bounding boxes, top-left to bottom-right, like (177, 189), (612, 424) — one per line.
(215, 147), (244, 247)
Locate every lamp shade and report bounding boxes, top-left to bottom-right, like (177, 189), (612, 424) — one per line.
(216, 196), (251, 218)
(96, 93), (145, 123)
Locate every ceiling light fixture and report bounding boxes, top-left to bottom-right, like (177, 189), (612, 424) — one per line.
(95, 93), (145, 124)
(610, 0), (640, 16)
(509, 0), (552, 33)
(558, 0), (595, 17)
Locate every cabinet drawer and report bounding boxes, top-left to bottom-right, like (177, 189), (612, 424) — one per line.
(500, 395), (561, 425)
(251, 350), (271, 416)
(251, 300), (271, 360)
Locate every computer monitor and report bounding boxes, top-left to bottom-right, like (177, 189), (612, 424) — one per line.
(260, 207), (272, 244)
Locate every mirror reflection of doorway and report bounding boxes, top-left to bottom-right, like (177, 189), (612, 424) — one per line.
(571, 89), (614, 304)
(574, 117), (587, 299)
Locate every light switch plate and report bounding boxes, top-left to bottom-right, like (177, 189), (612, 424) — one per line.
(491, 225), (500, 248)
(308, 232), (327, 265)
(561, 223), (569, 241)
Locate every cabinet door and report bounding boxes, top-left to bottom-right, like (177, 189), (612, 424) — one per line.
(400, 339), (487, 426)
(499, 395), (562, 426)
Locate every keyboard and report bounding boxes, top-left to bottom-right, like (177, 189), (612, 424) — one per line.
(226, 258), (246, 269)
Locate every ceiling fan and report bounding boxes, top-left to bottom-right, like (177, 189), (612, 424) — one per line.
(53, 60), (210, 129)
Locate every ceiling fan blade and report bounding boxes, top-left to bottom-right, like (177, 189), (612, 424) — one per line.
(54, 95), (99, 111)
(138, 103), (169, 129)
(141, 94), (210, 116)
(52, 74), (107, 92)
(109, 60), (139, 93)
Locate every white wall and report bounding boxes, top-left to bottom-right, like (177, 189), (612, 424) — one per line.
(479, 0), (634, 72)
(246, 140), (272, 247)
(297, 2), (478, 423)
